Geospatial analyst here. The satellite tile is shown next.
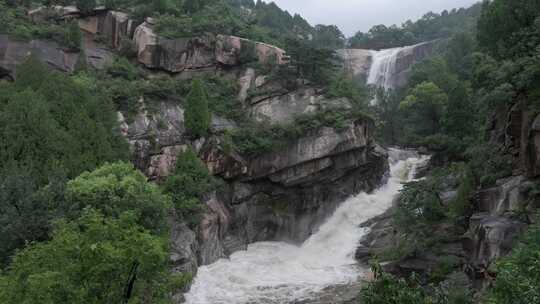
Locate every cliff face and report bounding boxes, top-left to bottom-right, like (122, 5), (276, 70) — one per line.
(121, 96), (388, 273)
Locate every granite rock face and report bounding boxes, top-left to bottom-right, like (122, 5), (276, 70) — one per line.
(463, 175), (532, 273)
(133, 20), (287, 73)
(0, 35), (79, 76)
(121, 100), (387, 271)
(224, 120), (388, 243)
(0, 34), (115, 77)
(250, 87), (352, 124)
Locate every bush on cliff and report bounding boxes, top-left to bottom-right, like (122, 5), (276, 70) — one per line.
(185, 78), (211, 138)
(64, 21), (82, 50)
(164, 148), (222, 226)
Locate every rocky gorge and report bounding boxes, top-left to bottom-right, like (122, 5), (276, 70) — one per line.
(0, 5), (458, 302)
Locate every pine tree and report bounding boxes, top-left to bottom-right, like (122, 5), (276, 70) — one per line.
(185, 78), (211, 138)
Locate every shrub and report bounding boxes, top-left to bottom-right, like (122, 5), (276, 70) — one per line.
(76, 0), (96, 14)
(185, 78), (211, 138)
(64, 21), (82, 51)
(65, 162), (171, 234)
(164, 149), (222, 226)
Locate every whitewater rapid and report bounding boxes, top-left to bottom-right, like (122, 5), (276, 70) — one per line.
(185, 149), (429, 304)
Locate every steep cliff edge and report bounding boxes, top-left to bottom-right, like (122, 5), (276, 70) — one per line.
(121, 96), (388, 273)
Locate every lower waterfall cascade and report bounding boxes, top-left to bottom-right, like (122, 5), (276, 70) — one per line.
(184, 149), (430, 304)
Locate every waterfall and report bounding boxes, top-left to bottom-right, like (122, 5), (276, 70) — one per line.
(365, 42), (430, 104)
(366, 47), (405, 90)
(184, 149), (429, 304)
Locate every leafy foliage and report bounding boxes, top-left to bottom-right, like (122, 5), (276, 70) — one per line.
(65, 162), (171, 234)
(349, 4), (482, 50)
(185, 78), (211, 138)
(164, 149), (221, 226)
(0, 209), (174, 304)
(360, 264), (472, 304)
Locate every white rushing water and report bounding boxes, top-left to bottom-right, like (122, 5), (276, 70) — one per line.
(185, 149), (429, 304)
(366, 43), (427, 105)
(366, 47), (405, 90)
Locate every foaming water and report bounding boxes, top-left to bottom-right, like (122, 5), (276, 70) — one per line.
(185, 148), (429, 304)
(367, 47), (405, 90)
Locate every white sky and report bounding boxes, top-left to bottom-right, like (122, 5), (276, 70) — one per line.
(264, 0), (480, 36)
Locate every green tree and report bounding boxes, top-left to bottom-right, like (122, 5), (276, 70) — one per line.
(164, 148), (221, 226)
(0, 166), (65, 266)
(311, 24), (345, 50)
(15, 56), (48, 91)
(0, 209), (173, 304)
(184, 78), (211, 138)
(360, 264), (426, 304)
(477, 0), (540, 59)
(400, 81), (448, 138)
(5, 59), (128, 184)
(64, 21), (82, 51)
(65, 162), (171, 234)
(76, 0), (96, 14)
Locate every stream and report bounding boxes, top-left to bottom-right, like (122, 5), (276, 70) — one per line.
(185, 149), (429, 304)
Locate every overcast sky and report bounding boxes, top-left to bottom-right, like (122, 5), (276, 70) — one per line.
(264, 0), (480, 36)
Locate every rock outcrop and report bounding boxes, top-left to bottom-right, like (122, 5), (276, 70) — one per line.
(0, 35), (80, 76)
(133, 19), (288, 73)
(249, 87), (352, 124)
(121, 99), (387, 274)
(0, 34), (114, 77)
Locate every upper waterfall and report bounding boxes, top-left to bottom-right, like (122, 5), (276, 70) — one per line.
(338, 40), (438, 91)
(366, 46), (408, 90)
